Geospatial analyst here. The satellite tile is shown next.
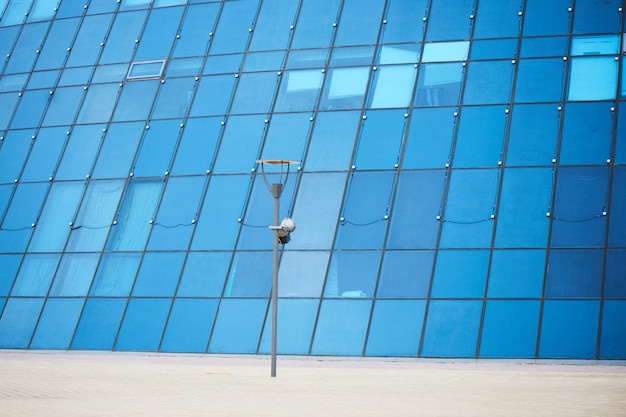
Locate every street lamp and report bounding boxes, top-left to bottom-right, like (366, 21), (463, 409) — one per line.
(256, 159), (299, 377)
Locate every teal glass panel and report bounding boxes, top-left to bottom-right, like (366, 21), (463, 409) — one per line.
(402, 108), (457, 168)
(523, 0), (570, 36)
(42, 86), (85, 126)
(545, 249), (603, 298)
(49, 253), (99, 296)
(507, 104), (558, 166)
(151, 77), (196, 119)
(487, 250), (546, 298)
(248, 0), (299, 52)
(115, 298), (172, 351)
(479, 300), (540, 358)
(354, 110), (406, 170)
(560, 102), (613, 165)
(112, 80), (159, 122)
(377, 250), (433, 298)
(208, 0), (260, 55)
(514, 59), (565, 103)
(120, 0), (152, 10)
(600, 301), (626, 359)
(278, 251), (329, 297)
(224, 251), (272, 297)
(4, 22), (48, 74)
(431, 250), (489, 298)
(0, 254), (22, 296)
(319, 67), (369, 110)
(259, 299), (319, 355)
(20, 127), (66, 181)
(132, 252), (185, 296)
(132, 120), (182, 177)
(539, 300), (599, 359)
(30, 298), (84, 349)
(414, 63), (464, 106)
(212, 115), (266, 174)
(189, 74), (236, 116)
(311, 299), (372, 356)
(421, 300), (482, 358)
(100, 10), (148, 64)
(71, 298), (126, 350)
(365, 300), (426, 357)
(177, 252), (230, 297)
(172, 3), (219, 58)
(87, 0), (118, 14)
(229, 72), (278, 115)
(0, 130), (34, 183)
(290, 0), (340, 49)
(170, 117), (222, 175)
(35, 18), (81, 70)
(66, 14), (113, 68)
(304, 111), (360, 172)
(380, 0), (428, 44)
(463, 60), (513, 105)
(567, 57), (617, 101)
(11, 253), (60, 296)
(453, 105), (507, 167)
(76, 83), (120, 124)
(91, 122), (144, 178)
(323, 250), (381, 298)
(161, 298), (218, 353)
(273, 70), (323, 113)
(368, 65), (416, 109)
(473, 0), (522, 39)
(425, 0), (474, 41)
(10, 88), (51, 129)
(54, 126), (103, 180)
(208, 298), (268, 353)
(134, 7), (184, 61)
(334, 0), (385, 47)
(0, 182), (48, 252)
(90, 252), (141, 296)
(0, 298), (44, 349)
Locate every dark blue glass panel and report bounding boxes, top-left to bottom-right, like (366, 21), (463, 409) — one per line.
(132, 121), (181, 177)
(473, 0), (522, 39)
(115, 298), (172, 351)
(92, 122), (144, 178)
(0, 298), (44, 348)
(278, 251), (329, 297)
(5, 22), (48, 74)
(414, 63), (464, 107)
(249, 0), (298, 52)
(514, 59), (565, 103)
(421, 300), (482, 358)
(470, 39), (518, 60)
(0, 182), (48, 252)
(495, 168), (552, 248)
(20, 127), (66, 181)
(323, 250), (381, 298)
(551, 167), (608, 248)
(487, 250), (546, 298)
(10, 89), (51, 129)
(387, 170), (445, 249)
(0, 93), (19, 130)
(0, 254), (21, 296)
(600, 301), (626, 359)
(177, 252), (230, 297)
(454, 105), (506, 167)
(523, 0), (570, 36)
(463, 60), (513, 105)
(151, 77), (196, 120)
(334, 0), (385, 47)
(354, 110), (406, 170)
(171, 117), (221, 175)
(30, 298), (84, 349)
(90, 253), (141, 296)
(539, 300), (599, 359)
(134, 7), (183, 61)
(426, 0), (474, 41)
(230, 72), (278, 115)
(209, 298), (268, 353)
(259, 299), (319, 355)
(319, 67), (369, 110)
(212, 115), (266, 174)
(545, 249), (603, 298)
(609, 167), (626, 246)
(304, 111), (360, 172)
(605, 250), (626, 298)
(66, 14), (113, 68)
(377, 250), (433, 298)
(573, 0), (622, 34)
(402, 108), (457, 168)
(224, 251), (271, 297)
(132, 252), (185, 296)
(479, 300), (540, 358)
(273, 70), (323, 113)
(189, 74), (236, 116)
(49, 253), (99, 296)
(35, 18), (80, 70)
(311, 299), (372, 356)
(520, 37), (569, 58)
(209, 0), (260, 55)
(172, 3), (219, 58)
(365, 300), (425, 356)
(0, 130), (34, 183)
(560, 103), (613, 165)
(507, 104), (558, 166)
(71, 298), (127, 350)
(380, 0), (427, 44)
(112, 80), (159, 122)
(291, 0), (340, 49)
(161, 298), (218, 353)
(100, 11), (148, 64)
(11, 254), (60, 296)
(431, 250), (489, 298)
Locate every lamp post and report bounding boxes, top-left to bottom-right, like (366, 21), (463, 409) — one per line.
(256, 159), (298, 377)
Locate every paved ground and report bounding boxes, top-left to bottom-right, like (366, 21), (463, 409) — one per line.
(0, 351), (625, 417)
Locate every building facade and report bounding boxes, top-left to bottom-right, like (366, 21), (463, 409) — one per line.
(0, 0), (625, 359)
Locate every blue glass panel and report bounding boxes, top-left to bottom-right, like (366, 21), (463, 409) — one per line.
(454, 105), (506, 167)
(507, 104), (558, 166)
(365, 300), (425, 356)
(290, 0), (340, 49)
(0, 74), (27, 92)
(248, 0), (298, 52)
(134, 7), (183, 61)
(0, 130), (33, 183)
(91, 122), (144, 178)
(203, 54), (243, 75)
(223, 251), (271, 297)
(170, 118), (221, 175)
(368, 65), (416, 109)
(177, 252), (230, 297)
(571, 35), (620, 56)
(0, 182), (48, 252)
(66, 14), (113, 68)
(229, 72), (278, 115)
(161, 298), (218, 353)
(112, 80), (159, 122)
(208, 298), (267, 353)
(568, 57), (618, 101)
(20, 127), (66, 181)
(259, 299), (319, 355)
(378, 44), (421, 65)
(273, 70), (323, 113)
(514, 59), (565, 103)
(150, 77), (196, 120)
(380, 0), (427, 44)
(243, 51), (285, 72)
(600, 301), (626, 359)
(545, 249), (603, 298)
(165, 58), (203, 77)
(304, 111), (359, 172)
(132, 252), (184, 296)
(473, 0), (522, 39)
(209, 0), (260, 55)
(377, 250), (433, 298)
(49, 254), (98, 296)
(0, 93), (19, 131)
(0, 27), (19, 60)
(76, 83), (120, 124)
(71, 298), (126, 350)
(90, 252), (141, 296)
(609, 167), (626, 247)
(27, 70), (59, 89)
(132, 121), (181, 177)
(11, 253), (60, 296)
(10, 89), (51, 129)
(172, 3), (219, 58)
(119, 0), (152, 11)
(0, 254), (22, 296)
(115, 298), (172, 351)
(55, 0), (87, 17)
(334, 0), (384, 47)
(494, 168), (552, 248)
(463, 60), (513, 105)
(402, 108), (456, 168)
(0, 298), (44, 348)
(520, 37), (569, 58)
(551, 167), (608, 248)
(414, 63), (464, 107)
(311, 299), (371, 356)
(100, 10), (148, 64)
(41, 87), (84, 126)
(539, 300), (599, 359)
(319, 67), (369, 110)
(425, 0), (474, 41)
(278, 251), (329, 297)
(4, 22), (48, 74)
(35, 18), (80, 70)
(573, 0), (622, 34)
(617, 105), (626, 164)
(354, 110), (405, 170)
(421, 300), (482, 358)
(329, 46), (375, 67)
(523, 0), (570, 36)
(431, 250), (489, 298)
(259, 113), (309, 163)
(189, 74), (236, 116)
(87, 0), (118, 14)
(147, 176), (205, 250)
(480, 300), (540, 358)
(0, 183), (10, 216)
(212, 115), (266, 174)
(470, 39), (518, 60)
(323, 250), (381, 298)
(488, 250), (546, 298)
(53, 126), (102, 180)
(560, 103), (613, 165)
(605, 250), (626, 297)
(30, 298), (84, 349)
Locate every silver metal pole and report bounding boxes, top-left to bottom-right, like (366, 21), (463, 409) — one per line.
(271, 183), (281, 378)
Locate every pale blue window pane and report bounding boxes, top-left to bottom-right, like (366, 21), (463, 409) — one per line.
(288, 173), (344, 250)
(112, 80), (159, 122)
(523, 0), (570, 36)
(90, 253), (141, 296)
(571, 35), (620, 56)
(65, 180), (125, 252)
(514, 59), (565, 103)
(161, 298), (218, 353)
(463, 60), (513, 105)
(312, 299), (371, 356)
(191, 175), (249, 250)
(209, 298), (267, 353)
(134, 7), (183, 61)
(334, 0), (385, 47)
(319, 67), (369, 110)
(243, 51), (285, 72)
(20, 127), (66, 181)
(304, 111), (360, 172)
(71, 298), (126, 350)
(520, 37), (568, 58)
(49, 254), (98, 296)
(212, 115), (266, 174)
(100, 11), (148, 64)
(172, 3), (219, 58)
(0, 182), (48, 252)
(132, 252), (184, 296)
(171, 117), (221, 175)
(290, 0), (340, 49)
(189, 74), (236, 116)
(1, 0), (32, 26)
(387, 170), (445, 249)
(354, 110), (405, 170)
(208, 0), (259, 55)
(273, 70), (323, 113)
(0, 93), (19, 130)
(66, 14), (113, 68)
(154, 0), (186, 7)
(494, 168), (552, 248)
(0, 298), (44, 349)
(76, 83), (120, 124)
(377, 250), (433, 298)
(0, 26), (19, 60)
(573, 0), (622, 35)
(453, 105), (506, 167)
(87, 0), (118, 14)
(560, 103), (613, 165)
(471, 39), (518, 60)
(177, 252), (230, 297)
(421, 300), (482, 358)
(609, 168), (626, 247)
(568, 57), (618, 101)
(439, 169), (498, 248)
(0, 130), (34, 183)
(414, 63), (464, 107)
(55, 125), (104, 180)
(473, 0), (522, 39)
(60, 67), (92, 86)
(378, 44), (420, 65)
(120, 0), (152, 10)
(507, 104), (558, 166)
(366, 300), (426, 357)
(402, 108), (457, 168)
(539, 300), (599, 359)
(278, 251), (329, 298)
(42, 87), (84, 126)
(132, 121), (182, 177)
(422, 41), (469, 62)
(324, 250), (381, 298)
(600, 301), (626, 359)
(28, 182), (84, 252)
(380, 0), (427, 44)
(487, 250), (546, 298)
(0, 74), (27, 92)
(230, 72), (278, 115)
(165, 57), (203, 77)
(249, 0), (298, 52)
(11, 253), (60, 296)
(28, 70), (59, 89)
(426, 0), (474, 41)
(259, 113), (310, 163)
(480, 300), (540, 358)
(368, 65), (416, 109)
(0, 254), (22, 296)
(259, 299), (319, 355)
(329, 46), (375, 67)
(224, 251), (271, 297)
(431, 250), (489, 298)
(30, 298), (84, 349)
(151, 77), (196, 119)
(546, 249), (603, 298)
(35, 18), (80, 70)
(106, 179), (163, 251)
(203, 54), (243, 75)
(10, 89), (50, 129)
(4, 22), (47, 73)
(286, 49), (328, 70)
(55, 0), (87, 17)
(115, 298), (172, 351)
(92, 122), (144, 178)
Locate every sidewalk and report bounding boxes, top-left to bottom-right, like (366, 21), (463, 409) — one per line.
(1, 351), (625, 417)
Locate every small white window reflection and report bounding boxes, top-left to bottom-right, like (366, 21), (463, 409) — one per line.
(422, 41), (470, 63)
(127, 60), (166, 80)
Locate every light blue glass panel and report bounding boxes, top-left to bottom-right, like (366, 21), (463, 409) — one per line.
(10, 89), (51, 129)
(27, 70), (59, 89)
(571, 35), (620, 56)
(523, 0), (570, 36)
(366, 300), (426, 357)
(334, 0), (385, 47)
(286, 49), (328, 70)
(539, 300), (599, 359)
(165, 57), (203, 77)
(42, 87), (84, 126)
(243, 51), (284, 72)
(402, 108), (456, 169)
(30, 298), (84, 349)
(487, 250), (546, 298)
(203, 54), (243, 75)
(273, 70), (323, 113)
(278, 251), (329, 297)
(368, 65), (416, 109)
(55, 0), (87, 17)
(212, 115), (266, 174)
(209, 0), (260, 55)
(311, 299), (372, 355)
(151, 77), (196, 120)
(473, 0), (522, 39)
(0, 182), (48, 252)
(20, 127), (66, 181)
(0, 93), (19, 130)
(545, 249), (603, 298)
(377, 250), (433, 298)
(573, 0), (622, 34)
(55, 125), (104, 180)
(0, 74), (27, 92)
(120, 0), (152, 10)
(115, 298), (172, 351)
(230, 72), (278, 115)
(0, 26), (19, 60)
(380, 0), (427, 44)
(290, 0), (340, 49)
(319, 67), (369, 110)
(1, 0), (31, 26)
(112, 80), (159, 122)
(560, 103), (613, 165)
(91, 122), (144, 178)
(71, 298), (126, 350)
(304, 111), (360, 172)
(132, 252), (184, 296)
(76, 83), (120, 124)
(66, 14), (113, 68)
(494, 168), (552, 248)
(479, 300), (540, 358)
(507, 104), (558, 166)
(259, 113), (309, 163)
(463, 60), (513, 105)
(134, 6), (183, 61)
(421, 300), (482, 358)
(223, 251), (272, 297)
(35, 17), (80, 70)
(161, 298), (218, 353)
(414, 63), (464, 106)
(0, 130), (33, 183)
(329, 46), (375, 67)
(568, 57), (617, 101)
(378, 44), (420, 65)
(170, 117), (221, 175)
(0, 254), (22, 296)
(454, 105), (506, 167)
(324, 250), (381, 298)
(353, 110), (405, 170)
(87, 0), (118, 14)
(426, 0), (474, 41)
(248, 0), (298, 52)
(28, 181), (84, 252)
(189, 74), (236, 116)
(132, 121), (181, 177)
(100, 10), (148, 65)
(0, 298), (44, 348)
(514, 59), (565, 103)
(49, 253), (99, 296)
(600, 301), (626, 359)
(422, 41), (469, 62)
(431, 250), (489, 298)
(90, 253), (141, 296)
(172, 3), (219, 58)
(11, 253), (60, 296)
(177, 252), (230, 297)
(4, 22), (48, 74)
(259, 299), (319, 355)
(56, 66), (93, 86)
(209, 298), (268, 353)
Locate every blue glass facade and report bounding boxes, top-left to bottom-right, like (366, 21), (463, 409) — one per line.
(0, 0), (624, 359)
